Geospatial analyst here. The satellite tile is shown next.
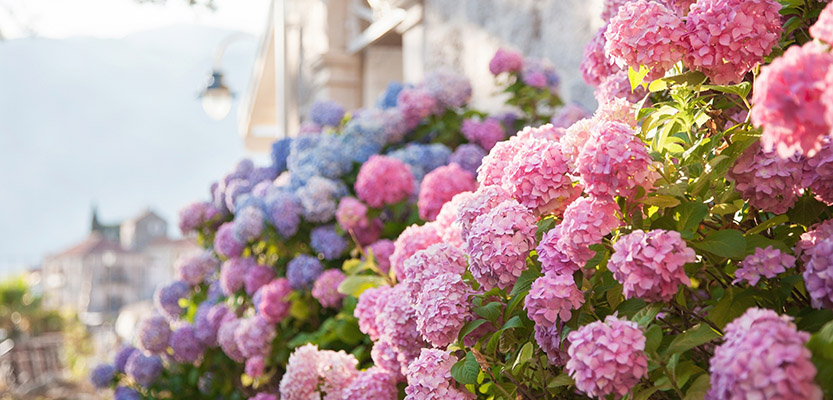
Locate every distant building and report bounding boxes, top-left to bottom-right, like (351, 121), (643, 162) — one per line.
(238, 0), (603, 152)
(41, 208), (199, 323)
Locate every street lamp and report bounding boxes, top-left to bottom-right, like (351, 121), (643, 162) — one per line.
(199, 33), (250, 120)
(200, 71), (233, 120)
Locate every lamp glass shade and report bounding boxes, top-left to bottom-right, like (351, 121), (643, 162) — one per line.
(201, 86), (232, 120)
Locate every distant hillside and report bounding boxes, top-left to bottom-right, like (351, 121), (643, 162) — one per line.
(0, 25), (266, 276)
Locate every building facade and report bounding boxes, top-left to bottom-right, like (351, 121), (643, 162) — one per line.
(41, 209), (199, 323)
(238, 0), (603, 152)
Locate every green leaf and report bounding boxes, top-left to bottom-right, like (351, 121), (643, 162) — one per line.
(337, 276), (387, 298)
(787, 195), (828, 227)
(673, 202), (709, 239)
(512, 342), (534, 373)
(629, 65), (651, 91)
(648, 70), (707, 92)
(746, 214), (788, 235)
(450, 352), (481, 385)
(341, 259), (364, 274)
(703, 82), (752, 99)
(691, 229), (746, 259)
(617, 298), (648, 318)
(708, 287), (757, 329)
(502, 315), (523, 331)
(634, 387), (659, 400)
(547, 373), (573, 388)
(684, 374), (711, 400)
(642, 195), (681, 209)
(633, 303), (663, 326)
(458, 319), (488, 343)
(665, 324), (720, 356)
(509, 263), (541, 298)
(645, 325), (663, 355)
(473, 302), (503, 324)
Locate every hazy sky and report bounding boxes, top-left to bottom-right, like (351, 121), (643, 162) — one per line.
(0, 0), (272, 278)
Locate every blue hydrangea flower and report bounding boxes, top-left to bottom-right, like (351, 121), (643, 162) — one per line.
(294, 176), (347, 223)
(154, 280), (189, 321)
(287, 134), (352, 184)
(271, 137), (292, 173)
(449, 143), (487, 175)
(387, 143), (451, 181)
(232, 206), (265, 243)
(234, 193), (266, 214)
(115, 387), (141, 400)
(377, 81), (408, 109)
(125, 352), (162, 387)
(287, 254), (324, 290)
(114, 346), (137, 372)
(265, 190), (303, 238)
(89, 364), (115, 388)
(224, 179), (253, 214)
(310, 100), (345, 126)
(247, 166), (277, 185)
(310, 225), (348, 260)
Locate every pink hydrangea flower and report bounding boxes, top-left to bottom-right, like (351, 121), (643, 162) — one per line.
(538, 197), (621, 274)
(354, 286), (390, 341)
(502, 138), (581, 216)
(405, 349), (474, 400)
(804, 237), (833, 309)
(684, 0), (782, 84)
(581, 25), (621, 87)
(434, 191), (473, 248)
(456, 185), (513, 241)
(355, 155), (415, 208)
(336, 197), (369, 232)
(733, 246), (795, 286)
(728, 141), (804, 214)
(371, 340), (404, 380)
(537, 225), (581, 276)
(609, 229), (696, 302)
(576, 120), (657, 198)
(824, 72), (833, 151)
(466, 199), (537, 290)
(708, 308), (822, 400)
(489, 48), (524, 75)
(234, 316), (275, 359)
(661, 0), (696, 15)
(601, 0), (633, 21)
(525, 271), (584, 328)
(244, 264), (276, 296)
(552, 104), (590, 129)
(595, 97), (639, 128)
(279, 344), (360, 400)
(402, 243), (468, 304)
(178, 201), (221, 233)
(534, 324), (568, 366)
(318, 350), (360, 400)
(811, 2), (833, 44)
(477, 136), (533, 186)
(595, 70), (648, 104)
(804, 140), (833, 205)
(220, 257), (254, 296)
(342, 367), (398, 400)
(751, 42), (833, 158)
(559, 118), (594, 170)
(418, 163), (477, 221)
(390, 223), (443, 281)
(257, 278), (292, 324)
(461, 118), (506, 151)
(398, 87), (438, 128)
(566, 315), (648, 399)
(376, 285), (426, 375)
(515, 124), (567, 142)
(605, 0), (686, 77)
(795, 219), (833, 264)
(414, 273), (471, 348)
(312, 269), (346, 309)
(217, 316), (245, 362)
(367, 239), (395, 275)
(245, 356), (265, 378)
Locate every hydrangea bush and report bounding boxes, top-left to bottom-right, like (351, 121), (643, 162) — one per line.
(95, 1), (833, 399)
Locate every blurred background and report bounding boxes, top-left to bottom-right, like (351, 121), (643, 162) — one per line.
(0, 0), (603, 398)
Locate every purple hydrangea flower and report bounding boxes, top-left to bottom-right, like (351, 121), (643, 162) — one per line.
(232, 206), (266, 243)
(312, 269), (346, 309)
(194, 302), (228, 347)
(295, 176), (346, 223)
(89, 364), (115, 388)
(265, 190), (303, 238)
(170, 324), (204, 363)
(271, 137), (292, 173)
(154, 280), (189, 321)
(449, 144), (487, 176)
(125, 352), (163, 387)
(114, 345), (137, 372)
(287, 254), (324, 290)
(137, 315), (171, 354)
(310, 100), (345, 126)
(734, 246), (795, 286)
(176, 252), (220, 287)
(114, 387), (141, 400)
(235, 316), (276, 359)
(244, 264), (276, 296)
(310, 225), (348, 260)
(214, 222), (245, 259)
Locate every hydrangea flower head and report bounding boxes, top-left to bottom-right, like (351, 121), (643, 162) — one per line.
(525, 271), (584, 328)
(795, 219), (833, 264)
(312, 269), (346, 308)
(402, 243), (468, 303)
(125, 352), (163, 387)
(355, 155), (415, 208)
(811, 2), (833, 44)
(342, 367), (398, 400)
(217, 315), (245, 362)
(176, 252), (219, 287)
(170, 324), (204, 363)
(552, 103), (590, 129)
(461, 118), (506, 151)
(115, 387), (141, 400)
(279, 344), (323, 399)
(538, 197), (621, 274)
(521, 58), (560, 92)
(684, 0), (782, 84)
(355, 286), (390, 340)
(195, 303), (228, 346)
(154, 280), (189, 321)
(566, 315), (648, 399)
(233, 205), (265, 243)
(414, 272), (472, 347)
(433, 191), (473, 248)
(138, 315), (171, 354)
(751, 42), (833, 158)
(708, 308), (822, 399)
(244, 264), (276, 296)
(728, 141), (804, 214)
(220, 257), (254, 295)
(595, 70), (648, 104)
(178, 201), (221, 233)
(371, 340), (404, 380)
(378, 81), (407, 109)
(609, 229), (696, 302)
(295, 176), (346, 223)
(214, 222), (245, 259)
(398, 87), (438, 127)
(248, 392), (275, 400)
(287, 254), (324, 290)
(336, 197), (369, 232)
(449, 144), (487, 175)
(601, 0), (633, 21)
(804, 237), (833, 309)
(258, 278), (292, 323)
(456, 185), (512, 242)
(368, 239), (395, 275)
(418, 163), (477, 221)
(576, 120), (657, 198)
(733, 246), (795, 286)
(515, 124), (566, 142)
(477, 136), (533, 186)
(376, 285), (426, 372)
(235, 315), (276, 359)
(390, 223), (443, 281)
(114, 345), (137, 372)
(90, 364), (115, 388)
(310, 99), (345, 127)
(310, 225), (348, 260)
(581, 25), (621, 87)
(605, 0), (686, 76)
(534, 324), (568, 366)
(466, 199), (537, 290)
(405, 349), (474, 400)
(421, 69), (472, 109)
(265, 190), (303, 238)
(489, 48), (523, 75)
(271, 137), (292, 172)
(502, 138), (581, 216)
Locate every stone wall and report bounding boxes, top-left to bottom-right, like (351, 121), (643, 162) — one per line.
(423, 0), (603, 110)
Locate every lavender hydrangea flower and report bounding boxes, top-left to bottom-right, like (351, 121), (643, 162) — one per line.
(295, 176), (346, 223)
(461, 118), (506, 151)
(168, 324), (204, 363)
(521, 58), (560, 92)
(287, 254), (324, 290)
(449, 144), (487, 175)
(194, 303), (228, 347)
(114, 387), (141, 400)
(114, 345), (137, 372)
(489, 48), (523, 75)
(421, 69), (472, 109)
(342, 367), (398, 400)
(271, 137), (292, 173)
(312, 269), (346, 309)
(310, 225), (348, 260)
(224, 178), (253, 214)
(89, 364), (115, 388)
(214, 222), (245, 259)
(125, 352), (163, 387)
(177, 201), (221, 234)
(137, 315), (171, 354)
(176, 252), (220, 287)
(154, 280), (189, 321)
(235, 315), (276, 359)
(387, 143), (451, 182)
(233, 205), (266, 243)
(804, 236), (833, 309)
(220, 257), (254, 295)
(310, 100), (345, 126)
(244, 264), (276, 296)
(733, 246), (795, 286)
(217, 315), (245, 362)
